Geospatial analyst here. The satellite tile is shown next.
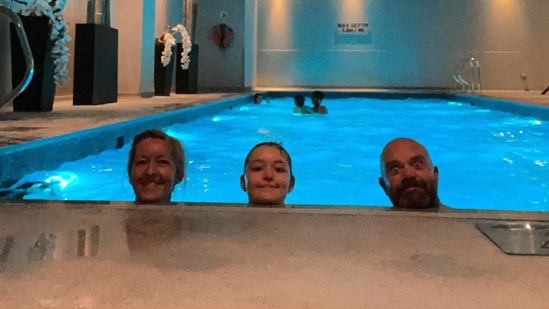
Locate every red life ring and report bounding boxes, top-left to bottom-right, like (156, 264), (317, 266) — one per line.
(212, 24), (234, 49)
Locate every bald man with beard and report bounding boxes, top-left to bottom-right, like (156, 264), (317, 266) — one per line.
(379, 138), (442, 209)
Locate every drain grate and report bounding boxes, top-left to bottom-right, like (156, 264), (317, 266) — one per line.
(476, 221), (549, 255)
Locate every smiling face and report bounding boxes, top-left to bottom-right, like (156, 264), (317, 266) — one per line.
(240, 144), (295, 206)
(130, 138), (178, 204)
(379, 138), (439, 209)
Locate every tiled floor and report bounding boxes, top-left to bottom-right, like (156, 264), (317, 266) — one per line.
(478, 90), (549, 107)
(0, 93), (241, 147)
(1, 90), (549, 308)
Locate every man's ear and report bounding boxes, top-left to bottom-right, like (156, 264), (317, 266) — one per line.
(288, 175), (295, 193)
(433, 166), (439, 181)
(378, 177), (388, 195)
(240, 174), (247, 192)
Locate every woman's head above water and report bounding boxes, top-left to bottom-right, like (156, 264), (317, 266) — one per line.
(128, 129), (185, 204)
(240, 142), (295, 207)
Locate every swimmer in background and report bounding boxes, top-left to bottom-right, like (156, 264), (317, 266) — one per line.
(311, 90), (328, 114)
(253, 93), (262, 104)
(253, 93), (270, 104)
(292, 95), (312, 114)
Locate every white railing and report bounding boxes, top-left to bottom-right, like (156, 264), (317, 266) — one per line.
(453, 58), (481, 93)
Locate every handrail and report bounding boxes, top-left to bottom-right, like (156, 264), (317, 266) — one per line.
(0, 5), (34, 109)
(453, 57), (481, 93)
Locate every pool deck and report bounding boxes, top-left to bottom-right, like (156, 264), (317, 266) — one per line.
(478, 90), (549, 107)
(1, 90), (549, 308)
(0, 93), (241, 147)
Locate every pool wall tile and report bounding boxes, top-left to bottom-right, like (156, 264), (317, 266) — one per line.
(266, 91), (446, 100)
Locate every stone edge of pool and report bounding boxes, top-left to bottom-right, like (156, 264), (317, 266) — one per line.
(0, 199), (548, 222)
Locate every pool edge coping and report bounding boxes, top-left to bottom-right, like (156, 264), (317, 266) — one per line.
(1, 200), (548, 222)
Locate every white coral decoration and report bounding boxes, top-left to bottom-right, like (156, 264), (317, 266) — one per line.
(11, 0), (71, 86)
(171, 24), (192, 70)
(159, 32), (176, 67)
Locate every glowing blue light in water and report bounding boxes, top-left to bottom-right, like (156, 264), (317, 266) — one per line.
(448, 101), (463, 106)
(533, 120), (542, 125)
(164, 129), (198, 142)
(211, 116), (239, 122)
(45, 173), (77, 189)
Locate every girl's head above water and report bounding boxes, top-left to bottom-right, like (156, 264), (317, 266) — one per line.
(241, 142), (295, 207)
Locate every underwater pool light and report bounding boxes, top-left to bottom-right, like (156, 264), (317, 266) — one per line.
(45, 173), (77, 189)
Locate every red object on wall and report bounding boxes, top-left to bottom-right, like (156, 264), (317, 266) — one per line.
(212, 23), (234, 49)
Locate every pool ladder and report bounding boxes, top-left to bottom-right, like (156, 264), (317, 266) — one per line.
(453, 58), (481, 93)
(0, 4), (34, 110)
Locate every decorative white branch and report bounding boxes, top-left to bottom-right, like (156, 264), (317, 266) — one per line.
(171, 24), (192, 70)
(157, 24), (192, 70)
(10, 0), (71, 86)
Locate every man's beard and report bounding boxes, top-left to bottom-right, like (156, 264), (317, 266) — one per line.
(389, 177), (439, 209)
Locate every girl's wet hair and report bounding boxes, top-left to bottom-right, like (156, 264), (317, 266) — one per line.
(127, 129), (186, 184)
(243, 142), (293, 175)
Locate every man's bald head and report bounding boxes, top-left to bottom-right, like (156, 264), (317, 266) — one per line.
(380, 138), (433, 176)
(379, 138), (439, 209)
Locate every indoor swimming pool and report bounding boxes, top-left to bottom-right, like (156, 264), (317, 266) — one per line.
(3, 96), (549, 212)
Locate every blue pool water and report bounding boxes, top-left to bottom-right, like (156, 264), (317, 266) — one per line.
(5, 97), (549, 211)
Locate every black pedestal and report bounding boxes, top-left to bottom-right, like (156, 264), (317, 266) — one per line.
(73, 24), (118, 105)
(10, 16), (56, 112)
(175, 43), (199, 94)
(154, 44), (175, 96)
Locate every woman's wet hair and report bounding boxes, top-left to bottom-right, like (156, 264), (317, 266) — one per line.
(243, 142), (293, 175)
(127, 129), (186, 184)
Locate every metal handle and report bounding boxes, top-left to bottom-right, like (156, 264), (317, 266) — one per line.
(453, 57), (481, 93)
(0, 5), (34, 108)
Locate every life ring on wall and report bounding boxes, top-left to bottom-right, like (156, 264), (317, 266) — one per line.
(212, 23), (234, 49)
